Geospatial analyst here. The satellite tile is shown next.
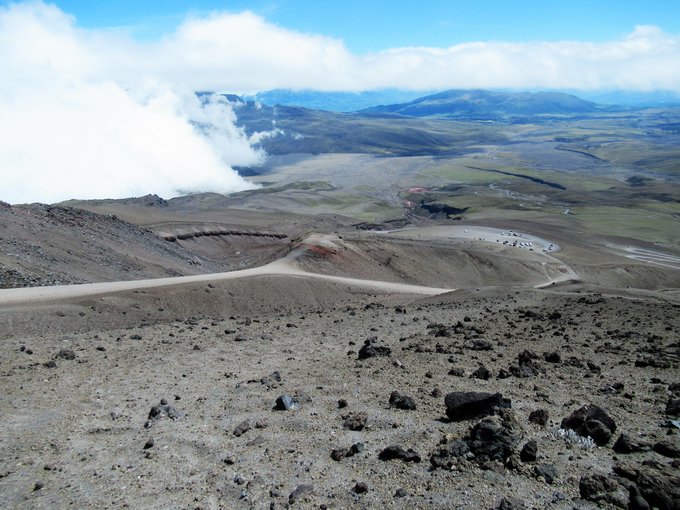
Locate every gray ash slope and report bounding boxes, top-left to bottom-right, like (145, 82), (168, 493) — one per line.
(0, 203), (229, 288)
(0, 281), (678, 509)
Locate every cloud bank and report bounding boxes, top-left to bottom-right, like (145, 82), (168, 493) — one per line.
(2, 2), (680, 203)
(0, 2), (263, 204)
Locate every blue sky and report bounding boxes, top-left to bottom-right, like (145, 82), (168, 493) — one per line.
(31, 0), (680, 52)
(2, 0), (680, 202)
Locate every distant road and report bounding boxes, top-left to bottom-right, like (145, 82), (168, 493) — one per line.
(0, 258), (453, 307)
(0, 226), (583, 307)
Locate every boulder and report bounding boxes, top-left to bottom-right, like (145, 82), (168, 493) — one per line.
(579, 472), (628, 508)
(613, 433), (649, 454)
(389, 391), (416, 411)
(520, 440), (538, 462)
(561, 405), (616, 446)
(444, 391), (510, 421)
(274, 394), (298, 411)
(378, 445), (421, 463)
(465, 410), (523, 462)
(358, 338), (391, 360)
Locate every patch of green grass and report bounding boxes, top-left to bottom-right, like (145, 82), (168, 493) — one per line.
(571, 206), (680, 246)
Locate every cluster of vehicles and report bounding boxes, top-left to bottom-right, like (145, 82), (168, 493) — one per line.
(498, 231), (555, 252)
(459, 228), (557, 253)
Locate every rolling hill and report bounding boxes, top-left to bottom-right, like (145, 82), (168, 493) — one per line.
(360, 89), (601, 120)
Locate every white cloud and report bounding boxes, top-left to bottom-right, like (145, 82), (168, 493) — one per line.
(0, 2), (261, 204)
(1, 2), (680, 203)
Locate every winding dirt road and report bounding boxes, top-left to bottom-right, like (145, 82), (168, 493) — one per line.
(0, 227), (580, 307)
(0, 257), (453, 307)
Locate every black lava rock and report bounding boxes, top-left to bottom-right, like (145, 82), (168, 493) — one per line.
(543, 351), (561, 363)
(146, 401), (180, 425)
(444, 391), (511, 421)
(653, 440), (680, 458)
(353, 482), (368, 494)
(429, 439), (470, 470)
(274, 394), (298, 411)
(343, 412), (367, 431)
(289, 484), (314, 504)
(534, 463), (558, 484)
(466, 411), (523, 462)
(560, 405), (616, 446)
(528, 409), (549, 426)
(472, 339), (493, 351)
(233, 420), (251, 437)
(579, 473), (628, 507)
(55, 349), (76, 360)
(496, 496), (526, 509)
(471, 364), (491, 380)
(331, 448), (349, 461)
(666, 397), (680, 417)
(520, 440), (538, 462)
(389, 391), (416, 410)
(358, 338), (391, 360)
(613, 433), (649, 454)
(378, 445), (421, 463)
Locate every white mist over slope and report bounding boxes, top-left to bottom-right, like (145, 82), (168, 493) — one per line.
(0, 3), (261, 204)
(1, 2), (680, 203)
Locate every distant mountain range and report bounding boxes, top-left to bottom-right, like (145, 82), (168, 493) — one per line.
(245, 89), (434, 113)
(574, 90), (680, 107)
(237, 88), (680, 116)
(360, 90), (601, 120)
(213, 87), (680, 157)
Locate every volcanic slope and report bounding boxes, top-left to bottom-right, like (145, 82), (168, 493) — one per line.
(0, 273), (678, 509)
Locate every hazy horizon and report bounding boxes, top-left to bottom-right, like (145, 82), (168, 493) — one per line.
(2, 1), (679, 204)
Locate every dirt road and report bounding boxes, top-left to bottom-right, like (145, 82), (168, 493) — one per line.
(0, 257), (453, 306)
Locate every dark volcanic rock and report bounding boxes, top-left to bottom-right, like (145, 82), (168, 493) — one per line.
(561, 405), (616, 446)
(444, 391), (510, 421)
(543, 351), (561, 363)
(274, 394), (298, 411)
(358, 338), (391, 360)
(653, 440), (680, 458)
(669, 382), (680, 396)
(289, 484), (314, 504)
(233, 420), (251, 437)
(534, 463), (558, 484)
(613, 433), (649, 454)
(260, 371), (282, 388)
(465, 410), (523, 462)
(146, 401), (180, 426)
(353, 481), (368, 494)
(331, 442), (364, 461)
(472, 339), (493, 351)
(378, 445), (421, 463)
(528, 409), (549, 426)
(448, 367), (465, 377)
(628, 487), (651, 510)
(496, 496), (526, 509)
(389, 391), (416, 410)
(579, 472), (628, 508)
(343, 412), (367, 431)
(614, 461), (680, 510)
(331, 448), (349, 461)
(666, 397), (680, 417)
(471, 364), (492, 380)
(55, 349), (76, 360)
(520, 440), (538, 462)
(510, 350), (541, 378)
(429, 439), (470, 470)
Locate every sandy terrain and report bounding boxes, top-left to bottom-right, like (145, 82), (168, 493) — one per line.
(1, 220), (679, 509)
